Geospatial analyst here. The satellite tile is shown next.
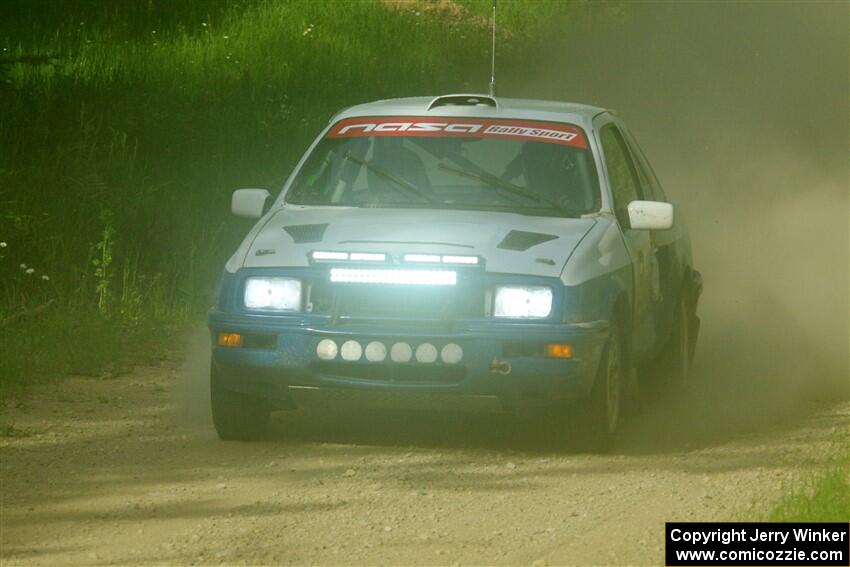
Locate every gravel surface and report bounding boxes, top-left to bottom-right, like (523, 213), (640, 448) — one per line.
(1, 331), (847, 566)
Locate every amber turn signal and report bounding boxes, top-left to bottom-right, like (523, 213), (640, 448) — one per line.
(217, 332), (243, 348)
(546, 343), (573, 359)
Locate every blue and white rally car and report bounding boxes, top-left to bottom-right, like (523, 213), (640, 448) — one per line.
(208, 94), (702, 445)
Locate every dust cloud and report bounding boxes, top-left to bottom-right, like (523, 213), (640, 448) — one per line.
(176, 2), (848, 449)
(515, 1), (849, 446)
(173, 326), (214, 434)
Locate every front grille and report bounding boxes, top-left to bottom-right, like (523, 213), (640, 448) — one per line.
(312, 361), (465, 384)
(242, 333), (277, 349)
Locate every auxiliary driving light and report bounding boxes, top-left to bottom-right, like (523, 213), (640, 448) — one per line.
(546, 343), (573, 359)
(312, 251), (349, 261)
(403, 254), (479, 265)
(390, 342), (413, 363)
(415, 343), (438, 363)
(349, 252), (386, 262)
(441, 255), (479, 265)
(365, 341), (387, 362)
(404, 254), (441, 263)
(316, 339), (338, 360)
(217, 332), (243, 348)
(440, 343), (463, 364)
(340, 340), (363, 361)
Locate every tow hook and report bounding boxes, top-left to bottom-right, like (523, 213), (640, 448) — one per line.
(489, 357), (512, 376)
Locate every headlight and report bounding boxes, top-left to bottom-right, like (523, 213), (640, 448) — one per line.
(493, 286), (553, 318)
(244, 277), (302, 311)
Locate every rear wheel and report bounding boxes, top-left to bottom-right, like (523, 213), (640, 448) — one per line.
(640, 290), (692, 399)
(210, 363), (270, 441)
(666, 292), (692, 388)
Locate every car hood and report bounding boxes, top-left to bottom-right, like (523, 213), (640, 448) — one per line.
(236, 206), (596, 278)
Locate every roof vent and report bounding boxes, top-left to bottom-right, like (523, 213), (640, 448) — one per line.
(427, 94), (498, 111)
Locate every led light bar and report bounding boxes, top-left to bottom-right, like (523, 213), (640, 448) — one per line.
(312, 251), (349, 261)
(330, 268), (457, 286)
(349, 252), (386, 262)
(404, 254), (441, 263)
(441, 255), (479, 265)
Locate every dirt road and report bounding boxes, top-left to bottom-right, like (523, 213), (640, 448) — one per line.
(1, 328), (847, 566)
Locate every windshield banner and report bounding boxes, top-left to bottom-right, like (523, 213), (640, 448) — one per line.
(326, 117), (588, 149)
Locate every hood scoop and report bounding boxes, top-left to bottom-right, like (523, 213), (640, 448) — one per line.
(497, 230), (558, 251)
(283, 223), (328, 243)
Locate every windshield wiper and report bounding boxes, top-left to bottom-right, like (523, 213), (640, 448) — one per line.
(437, 162), (574, 215)
(344, 152), (435, 204)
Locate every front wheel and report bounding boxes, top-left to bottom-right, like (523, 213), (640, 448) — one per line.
(571, 322), (627, 451)
(210, 363), (270, 441)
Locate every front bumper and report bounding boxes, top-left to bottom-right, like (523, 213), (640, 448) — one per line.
(208, 311), (610, 413)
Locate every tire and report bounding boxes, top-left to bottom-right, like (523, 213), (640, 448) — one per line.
(210, 363), (270, 441)
(665, 291), (692, 389)
(571, 321), (627, 451)
(639, 288), (692, 400)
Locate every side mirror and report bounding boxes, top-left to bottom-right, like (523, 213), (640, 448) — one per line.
(627, 200), (674, 230)
(232, 188), (271, 219)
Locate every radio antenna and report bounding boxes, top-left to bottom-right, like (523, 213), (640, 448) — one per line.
(488, 0), (497, 97)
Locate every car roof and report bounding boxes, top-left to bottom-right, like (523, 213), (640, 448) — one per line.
(331, 94), (612, 131)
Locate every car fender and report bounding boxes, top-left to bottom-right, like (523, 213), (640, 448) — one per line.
(561, 215), (634, 333)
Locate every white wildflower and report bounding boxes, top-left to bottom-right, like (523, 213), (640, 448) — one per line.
(41, 275), (50, 281)
(19, 263), (26, 269)
(202, 22), (208, 27)
(25, 268), (34, 274)
(223, 35), (229, 39)
(0, 241), (7, 247)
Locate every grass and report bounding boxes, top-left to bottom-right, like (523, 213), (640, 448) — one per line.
(0, 0), (590, 394)
(766, 450), (850, 522)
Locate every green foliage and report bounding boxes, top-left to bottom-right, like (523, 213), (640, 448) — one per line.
(767, 452), (850, 522)
(0, 303), (178, 398)
(0, 0), (580, 392)
(454, 0), (582, 34)
(92, 209), (115, 315)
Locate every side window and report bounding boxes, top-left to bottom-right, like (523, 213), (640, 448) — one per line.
(599, 124), (643, 212)
(623, 129), (667, 202)
(629, 146), (656, 202)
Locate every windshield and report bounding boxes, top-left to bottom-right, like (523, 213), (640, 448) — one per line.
(285, 117), (601, 217)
